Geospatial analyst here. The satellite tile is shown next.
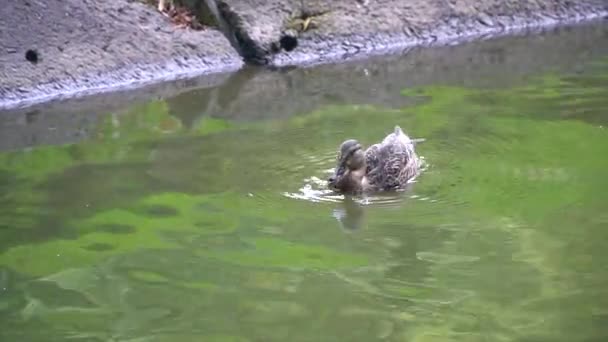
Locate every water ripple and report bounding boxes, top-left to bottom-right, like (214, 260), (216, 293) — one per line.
(415, 251), (481, 264)
(282, 174), (342, 203)
(283, 155), (430, 206)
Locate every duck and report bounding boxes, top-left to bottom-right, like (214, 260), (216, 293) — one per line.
(327, 126), (422, 194)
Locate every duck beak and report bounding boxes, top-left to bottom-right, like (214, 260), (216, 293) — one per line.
(327, 166), (343, 188)
(328, 161), (349, 189)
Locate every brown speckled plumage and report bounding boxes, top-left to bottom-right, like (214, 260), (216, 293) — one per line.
(328, 126), (421, 194)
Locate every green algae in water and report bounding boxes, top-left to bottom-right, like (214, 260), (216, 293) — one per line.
(205, 237), (371, 270)
(0, 55), (608, 341)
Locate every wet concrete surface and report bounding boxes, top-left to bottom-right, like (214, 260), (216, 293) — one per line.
(0, 0), (243, 110)
(0, 0), (606, 111)
(215, 0), (607, 65)
(1, 20), (606, 152)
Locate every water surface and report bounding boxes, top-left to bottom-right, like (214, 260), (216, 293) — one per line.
(1, 23), (608, 342)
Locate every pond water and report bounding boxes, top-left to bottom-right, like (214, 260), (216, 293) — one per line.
(1, 22), (608, 342)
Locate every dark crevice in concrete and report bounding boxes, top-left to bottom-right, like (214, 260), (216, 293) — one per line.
(24, 50), (39, 64)
(279, 35), (298, 52)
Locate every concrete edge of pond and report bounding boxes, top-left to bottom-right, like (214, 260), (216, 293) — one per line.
(1, 0), (607, 112)
(0, 0), (244, 111)
(218, 0), (608, 66)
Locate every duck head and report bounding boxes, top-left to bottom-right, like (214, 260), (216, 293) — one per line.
(328, 139), (367, 194)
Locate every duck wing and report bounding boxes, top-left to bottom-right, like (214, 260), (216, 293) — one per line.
(365, 131), (419, 190)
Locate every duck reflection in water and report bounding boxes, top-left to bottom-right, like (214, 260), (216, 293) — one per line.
(330, 185), (417, 232)
(332, 196), (367, 231)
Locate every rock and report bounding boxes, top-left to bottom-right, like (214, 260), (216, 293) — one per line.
(0, 0), (243, 110)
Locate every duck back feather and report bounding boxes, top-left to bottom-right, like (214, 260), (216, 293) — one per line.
(364, 126), (420, 191)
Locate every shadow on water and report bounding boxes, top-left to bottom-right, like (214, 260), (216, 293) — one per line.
(0, 21), (608, 342)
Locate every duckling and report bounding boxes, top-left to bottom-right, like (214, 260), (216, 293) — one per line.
(327, 126), (421, 194)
